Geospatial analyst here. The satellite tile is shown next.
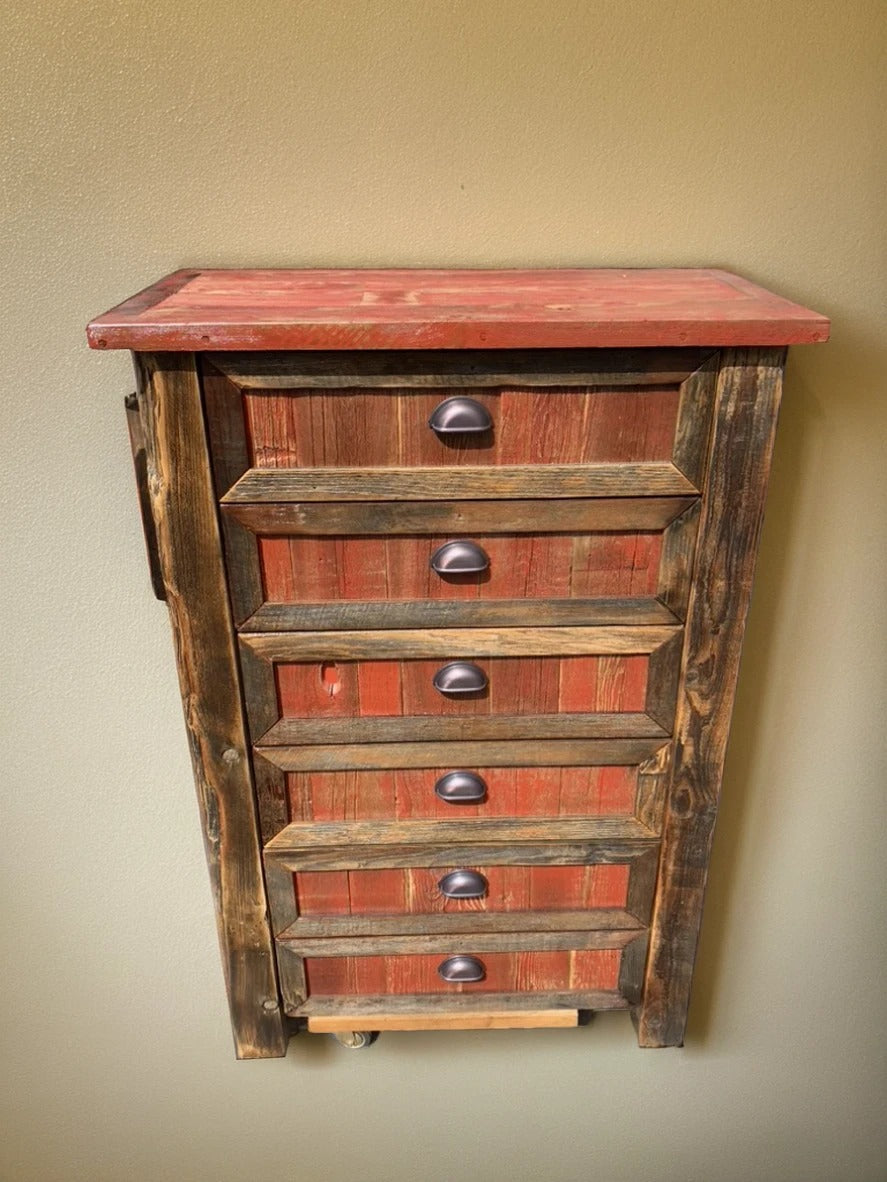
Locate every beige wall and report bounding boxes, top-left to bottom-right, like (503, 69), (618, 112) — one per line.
(3, 3), (885, 1179)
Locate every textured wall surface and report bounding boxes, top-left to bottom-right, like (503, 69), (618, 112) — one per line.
(2, 3), (885, 1180)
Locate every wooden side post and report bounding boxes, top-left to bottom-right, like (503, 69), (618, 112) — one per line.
(134, 352), (288, 1058)
(635, 347), (786, 1046)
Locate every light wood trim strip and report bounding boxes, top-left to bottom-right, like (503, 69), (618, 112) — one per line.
(636, 347), (787, 1048)
(260, 737), (667, 771)
(223, 497), (695, 535)
(240, 625), (680, 662)
(133, 353), (287, 1059)
(258, 712), (669, 747)
(206, 348), (709, 388)
(222, 463), (699, 503)
(242, 598), (680, 632)
(307, 1011), (579, 1032)
(280, 909), (644, 940)
(265, 816), (656, 853)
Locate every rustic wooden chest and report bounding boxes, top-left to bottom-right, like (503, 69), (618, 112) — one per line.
(88, 269), (828, 1055)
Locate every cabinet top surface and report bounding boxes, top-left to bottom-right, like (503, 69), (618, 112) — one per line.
(87, 268), (829, 352)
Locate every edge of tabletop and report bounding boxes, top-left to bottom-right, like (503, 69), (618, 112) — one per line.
(85, 267), (831, 352)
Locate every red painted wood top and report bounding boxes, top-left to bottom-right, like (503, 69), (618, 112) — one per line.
(87, 268), (829, 352)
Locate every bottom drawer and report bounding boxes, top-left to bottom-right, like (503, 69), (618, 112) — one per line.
(304, 950), (621, 995)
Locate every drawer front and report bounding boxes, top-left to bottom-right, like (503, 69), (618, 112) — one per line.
(257, 531), (662, 604)
(276, 655), (648, 720)
(286, 765), (638, 822)
(242, 385), (681, 468)
(294, 864), (630, 917)
(303, 950), (622, 995)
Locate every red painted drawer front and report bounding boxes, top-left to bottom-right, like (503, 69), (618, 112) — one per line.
(259, 532), (662, 604)
(276, 655), (648, 720)
(295, 864), (629, 918)
(244, 386), (680, 468)
(304, 950), (621, 995)
(287, 765), (638, 822)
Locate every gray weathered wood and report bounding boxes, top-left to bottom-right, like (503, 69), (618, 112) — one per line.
(258, 712), (669, 748)
(240, 625), (680, 661)
(206, 348), (709, 389)
(276, 930), (641, 956)
(260, 737), (666, 772)
(224, 496), (694, 535)
(223, 463), (698, 503)
(242, 598), (679, 633)
(279, 909), (644, 940)
(265, 815), (656, 854)
(133, 353), (287, 1059)
(293, 991), (630, 1016)
(636, 348), (787, 1047)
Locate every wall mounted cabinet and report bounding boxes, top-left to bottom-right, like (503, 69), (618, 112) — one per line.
(88, 268), (827, 1055)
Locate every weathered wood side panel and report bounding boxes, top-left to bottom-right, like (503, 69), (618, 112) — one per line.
(636, 347), (786, 1047)
(133, 352), (287, 1059)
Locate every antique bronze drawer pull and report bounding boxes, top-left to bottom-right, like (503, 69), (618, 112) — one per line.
(438, 870), (488, 899)
(432, 661), (488, 695)
(434, 770), (488, 804)
(430, 540), (490, 576)
(438, 955), (486, 983)
(428, 396), (492, 437)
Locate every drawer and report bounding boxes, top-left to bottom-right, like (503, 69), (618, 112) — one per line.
(241, 627), (681, 745)
(255, 531), (663, 603)
(285, 764), (639, 822)
(222, 495), (700, 630)
(262, 821), (659, 939)
(237, 384), (683, 469)
(294, 864), (630, 918)
(302, 950), (622, 996)
(276, 655), (648, 719)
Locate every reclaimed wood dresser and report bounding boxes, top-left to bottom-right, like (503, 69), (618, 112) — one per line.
(87, 269), (828, 1056)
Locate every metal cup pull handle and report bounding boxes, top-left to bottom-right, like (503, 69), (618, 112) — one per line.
(432, 662), (488, 695)
(434, 771), (488, 804)
(428, 397), (492, 437)
(438, 955), (486, 984)
(438, 870), (489, 899)
(430, 540), (490, 576)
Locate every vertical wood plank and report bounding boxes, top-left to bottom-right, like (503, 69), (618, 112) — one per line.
(636, 347), (787, 1047)
(133, 353), (287, 1059)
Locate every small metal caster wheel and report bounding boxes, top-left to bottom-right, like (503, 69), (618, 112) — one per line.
(332, 1030), (378, 1049)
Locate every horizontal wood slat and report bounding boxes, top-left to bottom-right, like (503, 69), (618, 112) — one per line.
(281, 909), (644, 939)
(241, 625), (680, 662)
(259, 712), (669, 747)
(224, 497), (695, 535)
(222, 463), (698, 503)
(207, 348), (710, 388)
(260, 737), (668, 771)
(285, 931), (640, 955)
(306, 1010), (580, 1031)
(242, 598), (679, 632)
(265, 815), (656, 853)
(294, 991), (629, 1015)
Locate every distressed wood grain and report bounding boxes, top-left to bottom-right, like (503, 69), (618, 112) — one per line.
(636, 348), (787, 1047)
(132, 353), (287, 1059)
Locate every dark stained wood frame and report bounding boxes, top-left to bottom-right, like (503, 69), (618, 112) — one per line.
(132, 353), (288, 1058)
(634, 348), (787, 1045)
(127, 341), (794, 1051)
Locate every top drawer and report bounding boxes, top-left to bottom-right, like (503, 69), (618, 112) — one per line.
(203, 349), (716, 491)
